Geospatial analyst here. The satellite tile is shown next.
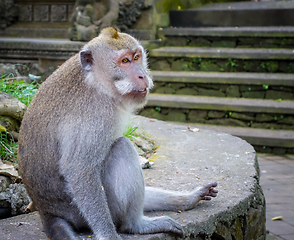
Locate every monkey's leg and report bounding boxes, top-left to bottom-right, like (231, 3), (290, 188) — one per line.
(144, 182), (218, 212)
(41, 214), (77, 240)
(103, 137), (184, 237)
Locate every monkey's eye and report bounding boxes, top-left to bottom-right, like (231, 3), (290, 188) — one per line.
(134, 55), (139, 60)
(122, 58), (130, 63)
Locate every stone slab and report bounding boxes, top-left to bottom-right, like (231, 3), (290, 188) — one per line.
(170, 1), (294, 27)
(151, 71), (294, 86)
(159, 26), (294, 38)
(0, 116), (262, 239)
(150, 47), (294, 60)
(175, 123), (294, 148)
(147, 93), (294, 114)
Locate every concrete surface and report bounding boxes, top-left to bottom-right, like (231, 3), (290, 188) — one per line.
(0, 116), (263, 239)
(258, 154), (294, 240)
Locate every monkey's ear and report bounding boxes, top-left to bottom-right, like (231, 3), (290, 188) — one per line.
(80, 50), (93, 71)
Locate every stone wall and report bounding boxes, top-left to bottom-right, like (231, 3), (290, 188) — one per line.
(149, 57), (294, 74)
(151, 81), (294, 100)
(16, 1), (74, 23)
(163, 36), (294, 49)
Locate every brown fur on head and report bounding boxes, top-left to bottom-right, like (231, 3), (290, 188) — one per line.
(98, 27), (139, 51)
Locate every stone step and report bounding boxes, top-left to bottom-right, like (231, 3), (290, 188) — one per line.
(176, 122), (294, 150)
(146, 94), (294, 114)
(169, 1), (294, 27)
(159, 26), (294, 38)
(149, 47), (294, 60)
(158, 27), (294, 49)
(152, 71), (294, 86)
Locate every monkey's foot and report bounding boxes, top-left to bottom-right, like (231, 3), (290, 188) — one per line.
(199, 182), (218, 201)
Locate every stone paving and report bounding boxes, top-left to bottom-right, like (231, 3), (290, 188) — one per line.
(258, 154), (294, 240)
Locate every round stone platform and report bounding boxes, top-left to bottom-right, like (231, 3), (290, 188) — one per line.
(0, 116), (265, 240)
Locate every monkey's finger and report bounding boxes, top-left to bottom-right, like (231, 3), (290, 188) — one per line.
(207, 182), (217, 188)
(207, 192), (218, 197)
(201, 196), (212, 201)
(209, 189), (218, 193)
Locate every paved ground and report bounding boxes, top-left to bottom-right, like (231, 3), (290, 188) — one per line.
(258, 154), (294, 240)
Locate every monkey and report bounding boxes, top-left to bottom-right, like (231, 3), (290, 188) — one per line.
(18, 27), (218, 240)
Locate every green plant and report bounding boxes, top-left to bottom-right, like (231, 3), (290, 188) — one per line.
(123, 125), (139, 140)
(262, 84), (269, 90)
(226, 58), (238, 69)
(155, 107), (161, 112)
(0, 132), (17, 163)
(0, 75), (40, 106)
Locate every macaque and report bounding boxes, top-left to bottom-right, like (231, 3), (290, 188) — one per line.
(18, 27), (218, 240)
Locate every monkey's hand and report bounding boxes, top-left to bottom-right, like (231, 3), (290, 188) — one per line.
(198, 182), (218, 201)
(182, 182), (218, 211)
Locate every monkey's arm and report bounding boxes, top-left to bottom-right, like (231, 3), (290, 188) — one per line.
(144, 182), (218, 212)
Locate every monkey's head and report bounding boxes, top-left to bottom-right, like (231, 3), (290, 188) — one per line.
(79, 27), (153, 110)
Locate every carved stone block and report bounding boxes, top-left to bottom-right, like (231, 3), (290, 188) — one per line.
(51, 5), (67, 22)
(18, 5), (33, 22)
(34, 5), (49, 22)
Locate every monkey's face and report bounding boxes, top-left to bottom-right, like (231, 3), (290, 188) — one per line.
(113, 47), (153, 104)
(80, 27), (153, 110)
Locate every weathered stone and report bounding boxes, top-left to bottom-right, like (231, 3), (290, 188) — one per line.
(272, 147), (287, 155)
(214, 223), (232, 240)
(176, 88), (198, 95)
(244, 206), (266, 240)
(207, 111), (226, 119)
(278, 116), (294, 125)
(254, 145), (273, 153)
(230, 112), (255, 121)
(281, 125), (294, 130)
(240, 85), (264, 92)
(241, 91), (265, 99)
(139, 108), (166, 121)
(266, 61), (279, 72)
(211, 40), (236, 48)
(231, 217), (243, 240)
(18, 4), (33, 22)
(196, 83), (228, 91)
(199, 61), (220, 72)
(168, 83), (186, 90)
(238, 37), (256, 46)
(166, 110), (186, 122)
(265, 90), (294, 100)
(270, 86), (293, 92)
(0, 176), (12, 193)
(34, 5), (49, 22)
(51, 5), (67, 22)
(243, 61), (259, 72)
(165, 37), (189, 46)
(198, 88), (226, 97)
(150, 59), (170, 71)
(154, 86), (175, 94)
(226, 85), (241, 98)
(160, 108), (169, 115)
(187, 110), (207, 123)
(205, 118), (247, 127)
(171, 59), (190, 71)
(189, 37), (211, 47)
(251, 123), (281, 130)
(256, 114), (275, 122)
(287, 148), (294, 154)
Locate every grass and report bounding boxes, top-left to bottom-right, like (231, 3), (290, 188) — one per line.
(0, 76), (39, 106)
(0, 73), (40, 162)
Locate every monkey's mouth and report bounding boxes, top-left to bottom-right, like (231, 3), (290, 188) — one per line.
(132, 88), (147, 96)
